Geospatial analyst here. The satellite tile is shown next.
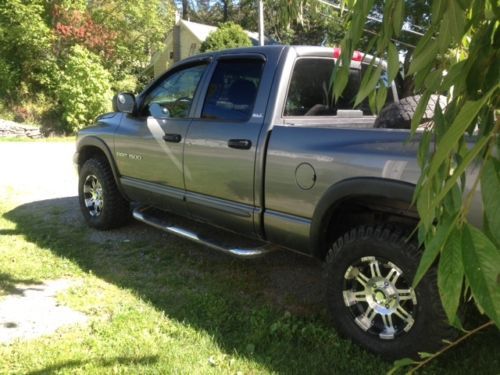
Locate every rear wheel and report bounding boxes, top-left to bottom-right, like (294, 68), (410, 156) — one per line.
(78, 158), (130, 230)
(325, 225), (452, 360)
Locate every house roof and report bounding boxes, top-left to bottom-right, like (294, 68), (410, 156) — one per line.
(180, 19), (273, 45)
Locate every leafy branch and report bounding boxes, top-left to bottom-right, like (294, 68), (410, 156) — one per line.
(389, 320), (495, 374)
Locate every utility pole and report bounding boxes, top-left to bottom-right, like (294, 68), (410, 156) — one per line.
(258, 0), (264, 46)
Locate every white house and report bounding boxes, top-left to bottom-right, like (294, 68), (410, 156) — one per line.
(146, 19), (271, 78)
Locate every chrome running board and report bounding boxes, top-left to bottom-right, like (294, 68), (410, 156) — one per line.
(132, 207), (276, 259)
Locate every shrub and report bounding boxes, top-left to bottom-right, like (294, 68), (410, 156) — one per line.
(200, 22), (253, 52)
(0, 58), (18, 98)
(55, 45), (112, 133)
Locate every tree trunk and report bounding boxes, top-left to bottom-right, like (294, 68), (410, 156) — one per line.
(223, 0), (229, 22)
(182, 0), (189, 20)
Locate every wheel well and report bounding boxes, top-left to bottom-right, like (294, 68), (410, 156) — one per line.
(77, 146), (108, 172)
(316, 196), (419, 260)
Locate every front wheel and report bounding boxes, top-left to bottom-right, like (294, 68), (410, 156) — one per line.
(78, 158), (130, 230)
(325, 225), (452, 360)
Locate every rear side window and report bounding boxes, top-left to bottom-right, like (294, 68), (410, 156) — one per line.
(284, 58), (393, 117)
(201, 59), (264, 122)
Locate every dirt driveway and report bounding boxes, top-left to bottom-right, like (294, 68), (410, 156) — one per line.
(0, 141), (325, 316)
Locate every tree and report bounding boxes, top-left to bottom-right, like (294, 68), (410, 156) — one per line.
(55, 45), (112, 133)
(282, 0), (499, 369)
(199, 22), (253, 52)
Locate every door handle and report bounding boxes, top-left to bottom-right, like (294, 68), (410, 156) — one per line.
(228, 139), (252, 150)
(163, 133), (182, 143)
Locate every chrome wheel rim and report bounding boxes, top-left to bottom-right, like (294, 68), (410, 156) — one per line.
(83, 175), (103, 217)
(343, 256), (417, 340)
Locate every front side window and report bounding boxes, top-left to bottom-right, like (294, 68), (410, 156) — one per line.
(143, 64), (207, 119)
(284, 58), (393, 117)
(201, 59), (264, 122)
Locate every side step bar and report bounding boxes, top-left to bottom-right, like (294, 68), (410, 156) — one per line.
(132, 207), (276, 259)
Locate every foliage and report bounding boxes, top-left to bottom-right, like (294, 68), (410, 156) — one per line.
(0, 0), (57, 96)
(0, 0), (175, 134)
(282, 0), (499, 369)
(263, 0), (345, 45)
(335, 0), (499, 370)
(90, 0), (175, 81)
(53, 6), (118, 58)
(55, 45), (112, 133)
(200, 22), (253, 52)
(0, 58), (18, 98)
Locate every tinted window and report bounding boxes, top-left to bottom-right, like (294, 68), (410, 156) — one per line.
(201, 59), (264, 122)
(284, 58), (393, 116)
(143, 64), (207, 118)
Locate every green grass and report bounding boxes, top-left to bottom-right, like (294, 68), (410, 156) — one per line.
(0, 197), (498, 374)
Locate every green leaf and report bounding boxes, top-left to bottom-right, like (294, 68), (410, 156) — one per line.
(375, 86), (388, 113)
(424, 68), (443, 91)
(417, 131), (432, 169)
(333, 66), (349, 102)
(481, 158), (500, 247)
(413, 217), (454, 288)
(446, 0), (466, 44)
(354, 64), (382, 107)
(416, 177), (436, 230)
(442, 60), (468, 91)
(429, 133), (491, 212)
(431, 0), (447, 25)
(438, 15), (452, 53)
(410, 92), (431, 133)
(408, 38), (438, 75)
(438, 230), (464, 325)
(392, 0), (404, 36)
(462, 224), (500, 328)
(383, 0), (394, 39)
(387, 42), (399, 83)
(388, 358), (417, 375)
(426, 86), (498, 181)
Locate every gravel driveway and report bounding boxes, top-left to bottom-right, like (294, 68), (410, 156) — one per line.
(0, 142), (77, 205)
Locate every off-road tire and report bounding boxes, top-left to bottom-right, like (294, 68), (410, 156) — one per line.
(78, 157), (130, 230)
(374, 95), (447, 129)
(325, 225), (453, 360)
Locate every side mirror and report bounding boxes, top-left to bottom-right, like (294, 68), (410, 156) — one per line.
(112, 93), (136, 113)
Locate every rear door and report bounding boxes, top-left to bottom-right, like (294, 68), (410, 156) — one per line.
(183, 55), (268, 235)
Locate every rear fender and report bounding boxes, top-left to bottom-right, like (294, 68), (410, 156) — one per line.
(310, 177), (416, 259)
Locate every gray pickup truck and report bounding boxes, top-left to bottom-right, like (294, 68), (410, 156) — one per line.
(74, 45), (480, 359)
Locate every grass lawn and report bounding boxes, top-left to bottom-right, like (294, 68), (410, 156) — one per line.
(0, 189), (498, 373)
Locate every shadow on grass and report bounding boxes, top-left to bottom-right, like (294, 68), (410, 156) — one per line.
(26, 355), (159, 375)
(0, 272), (43, 296)
(4, 197), (499, 374)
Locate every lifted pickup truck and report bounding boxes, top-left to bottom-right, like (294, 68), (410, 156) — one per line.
(74, 45), (481, 359)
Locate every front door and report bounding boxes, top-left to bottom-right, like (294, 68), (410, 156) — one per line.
(115, 62), (208, 214)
